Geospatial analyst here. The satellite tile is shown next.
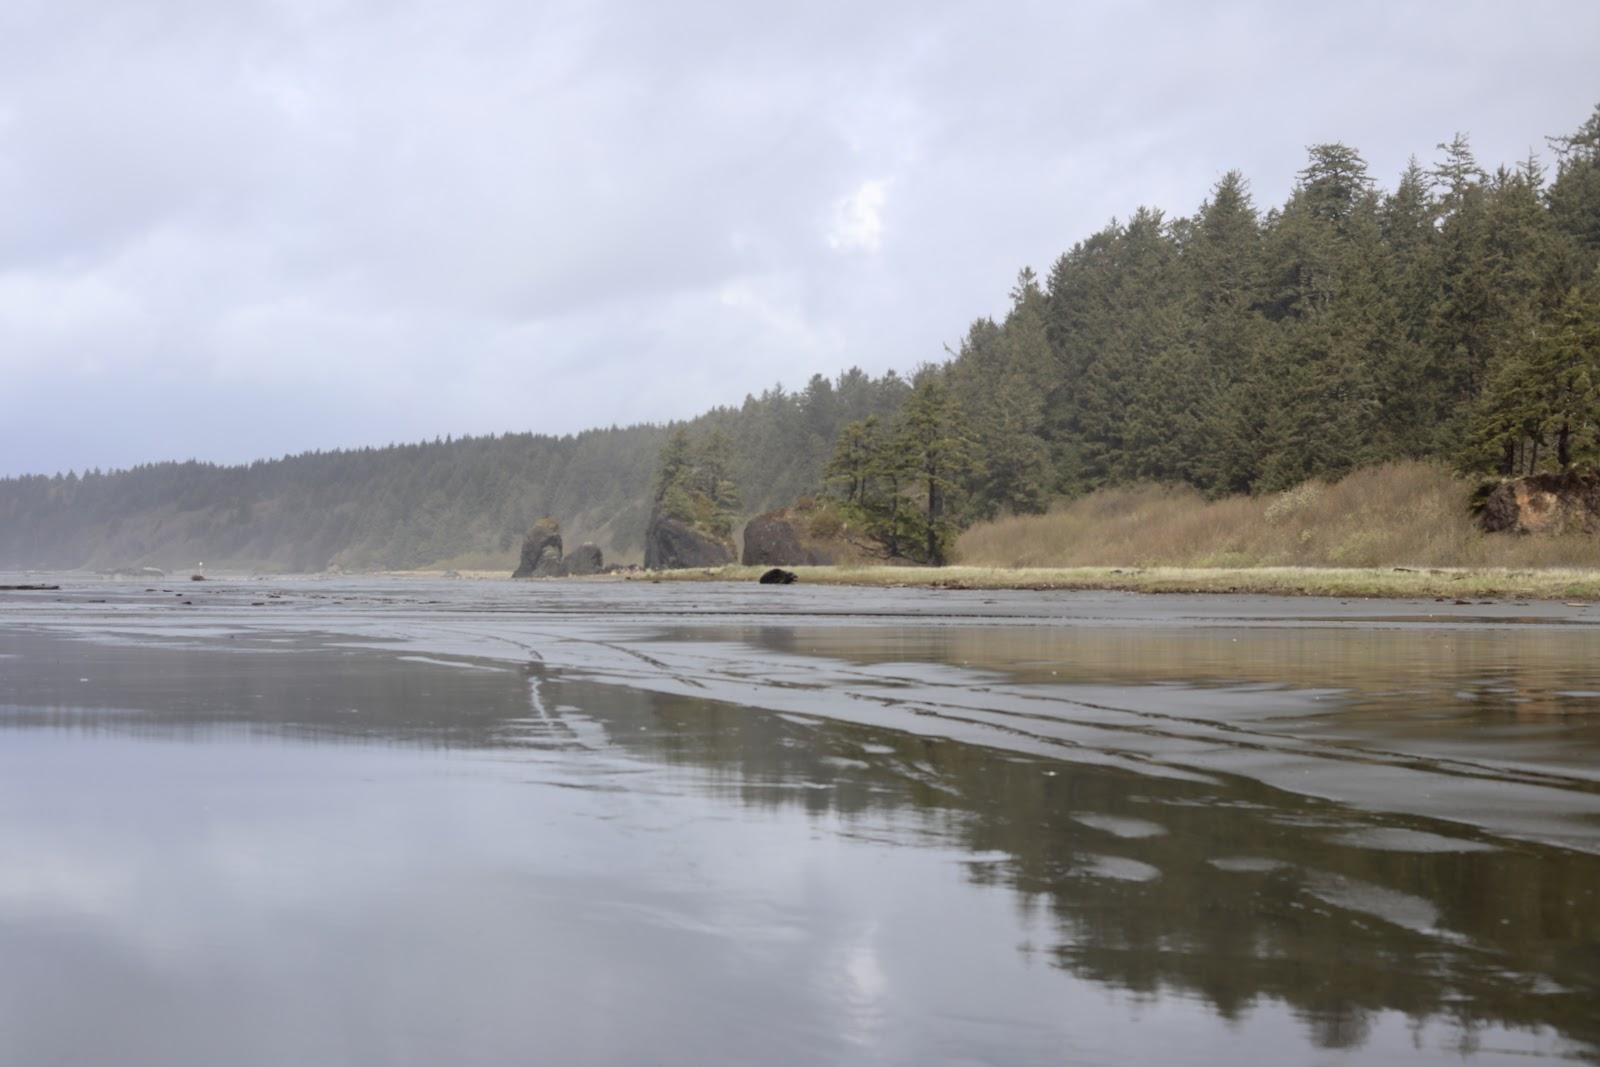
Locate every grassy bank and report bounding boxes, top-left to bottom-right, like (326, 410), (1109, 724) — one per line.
(629, 564), (1600, 600)
(624, 461), (1600, 599)
(953, 462), (1600, 571)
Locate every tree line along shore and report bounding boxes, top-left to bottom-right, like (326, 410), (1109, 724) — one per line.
(649, 106), (1600, 575)
(627, 460), (1600, 599)
(3, 105), (1598, 580)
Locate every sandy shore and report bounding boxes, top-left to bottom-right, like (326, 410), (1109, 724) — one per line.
(623, 563), (1600, 600)
(33, 562), (1600, 600)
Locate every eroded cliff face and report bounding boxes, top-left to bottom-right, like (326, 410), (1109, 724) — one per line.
(741, 509), (834, 566)
(509, 521), (609, 578)
(1478, 473), (1600, 535)
(643, 515), (735, 570)
(740, 501), (889, 567)
(563, 542), (604, 575)
(511, 519), (564, 577)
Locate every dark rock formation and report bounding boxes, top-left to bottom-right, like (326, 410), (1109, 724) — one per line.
(512, 518), (565, 578)
(742, 509), (834, 566)
(564, 542), (604, 576)
(758, 568), (797, 584)
(1477, 472), (1600, 535)
(644, 515), (736, 570)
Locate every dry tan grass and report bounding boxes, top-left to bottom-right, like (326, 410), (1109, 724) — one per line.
(952, 461), (1600, 571)
(631, 462), (1600, 598)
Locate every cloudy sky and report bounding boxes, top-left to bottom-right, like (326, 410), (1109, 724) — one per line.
(2, 0), (1597, 476)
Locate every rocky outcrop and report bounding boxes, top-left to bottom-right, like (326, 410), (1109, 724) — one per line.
(564, 542), (604, 576)
(512, 518), (565, 578)
(509, 521), (610, 579)
(644, 515), (736, 569)
(741, 509), (835, 566)
(1477, 473), (1600, 535)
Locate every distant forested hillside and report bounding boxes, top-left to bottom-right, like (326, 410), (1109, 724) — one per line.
(0, 370), (905, 571)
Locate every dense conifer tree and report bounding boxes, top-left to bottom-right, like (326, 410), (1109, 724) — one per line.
(1548, 104), (1600, 254)
(893, 369), (973, 565)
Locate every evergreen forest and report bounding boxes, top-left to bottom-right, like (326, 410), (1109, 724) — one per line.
(3, 105), (1598, 572)
(810, 107), (1600, 562)
(0, 371), (907, 571)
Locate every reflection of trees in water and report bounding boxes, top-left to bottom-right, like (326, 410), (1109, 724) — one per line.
(561, 675), (1600, 1058)
(7, 627), (1596, 1056)
(726, 621), (1600, 703)
(707, 623), (1600, 785)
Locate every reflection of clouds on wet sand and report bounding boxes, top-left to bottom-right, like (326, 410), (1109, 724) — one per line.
(2, 583), (1600, 1063)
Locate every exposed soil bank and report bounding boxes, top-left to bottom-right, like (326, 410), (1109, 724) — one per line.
(1478, 471), (1600, 535)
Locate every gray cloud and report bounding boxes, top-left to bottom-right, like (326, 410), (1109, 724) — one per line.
(2, 0), (1597, 474)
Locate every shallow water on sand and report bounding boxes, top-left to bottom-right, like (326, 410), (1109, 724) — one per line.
(2, 577), (1599, 1064)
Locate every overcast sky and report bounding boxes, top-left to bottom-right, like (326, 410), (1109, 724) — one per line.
(2, 0), (1597, 476)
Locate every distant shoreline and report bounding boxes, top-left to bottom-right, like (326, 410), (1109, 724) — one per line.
(621, 564), (1600, 601)
(8, 564), (1598, 602)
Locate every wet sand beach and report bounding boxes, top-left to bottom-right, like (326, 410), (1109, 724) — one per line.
(2, 576), (1598, 1064)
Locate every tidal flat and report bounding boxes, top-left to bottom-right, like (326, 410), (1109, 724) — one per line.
(2, 576), (1599, 1065)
